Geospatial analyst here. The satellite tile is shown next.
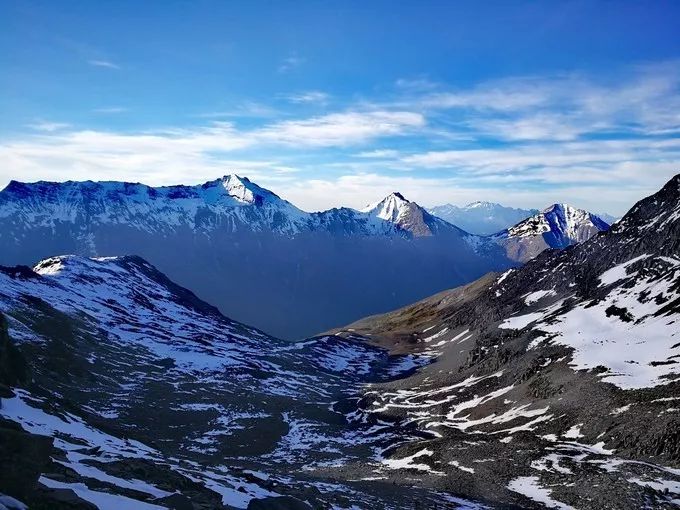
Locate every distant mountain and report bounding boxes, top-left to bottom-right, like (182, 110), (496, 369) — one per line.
(330, 173), (680, 509)
(0, 175), (512, 339)
(597, 211), (620, 225)
(427, 201), (539, 235)
(492, 203), (610, 262)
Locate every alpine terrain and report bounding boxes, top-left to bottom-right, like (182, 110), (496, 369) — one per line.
(0, 176), (513, 340)
(0, 174), (678, 509)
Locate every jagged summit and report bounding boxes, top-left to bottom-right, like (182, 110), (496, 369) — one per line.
(362, 192), (411, 221)
(506, 203), (608, 241)
(362, 192), (467, 237)
(613, 173), (680, 234)
(202, 174), (285, 206)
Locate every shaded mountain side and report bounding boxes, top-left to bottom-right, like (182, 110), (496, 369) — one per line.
(0, 176), (512, 340)
(325, 174), (680, 509)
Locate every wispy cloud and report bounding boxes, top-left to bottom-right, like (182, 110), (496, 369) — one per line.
(285, 91), (329, 104)
(278, 54), (305, 73)
(27, 121), (71, 132)
(355, 149), (400, 158)
(395, 77), (439, 92)
(92, 107), (127, 114)
(256, 111), (425, 147)
(196, 101), (280, 119)
(88, 59), (120, 70)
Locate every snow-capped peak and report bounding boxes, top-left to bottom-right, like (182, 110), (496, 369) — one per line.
(465, 201), (495, 209)
(362, 192), (411, 222)
(206, 174), (274, 206)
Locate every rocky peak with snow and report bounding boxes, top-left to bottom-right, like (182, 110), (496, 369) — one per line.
(492, 202), (610, 262)
(0, 174), (308, 235)
(202, 174), (281, 206)
(506, 203), (609, 244)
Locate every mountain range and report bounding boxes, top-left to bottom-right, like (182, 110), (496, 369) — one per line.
(0, 174), (678, 509)
(0, 176), (608, 340)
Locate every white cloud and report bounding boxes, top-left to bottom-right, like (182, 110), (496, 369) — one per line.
(0, 110), (426, 193)
(93, 107), (127, 114)
(272, 168), (678, 216)
(88, 59), (120, 70)
(395, 77), (439, 92)
(469, 113), (584, 141)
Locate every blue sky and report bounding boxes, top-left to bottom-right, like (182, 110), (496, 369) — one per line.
(1, 0), (680, 214)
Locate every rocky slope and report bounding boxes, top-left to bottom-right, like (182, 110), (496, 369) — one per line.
(329, 174), (680, 509)
(0, 176), (512, 340)
(0, 255), (482, 509)
(428, 202), (539, 235)
(492, 203), (610, 263)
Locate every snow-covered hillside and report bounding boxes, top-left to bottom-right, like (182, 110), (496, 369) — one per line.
(0, 254), (461, 509)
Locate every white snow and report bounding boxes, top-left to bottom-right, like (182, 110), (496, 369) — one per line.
(449, 460), (475, 473)
(499, 312), (545, 330)
(563, 424), (584, 439)
(39, 477), (168, 510)
(507, 476), (575, 510)
(381, 448), (441, 473)
(524, 290), (556, 305)
(599, 254), (651, 286)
